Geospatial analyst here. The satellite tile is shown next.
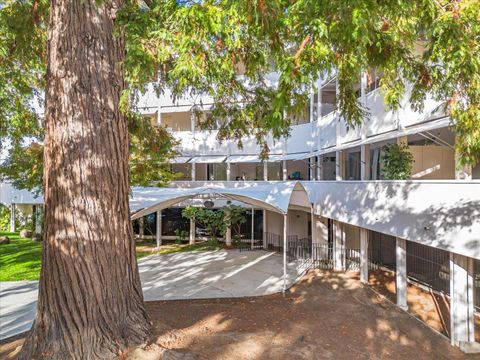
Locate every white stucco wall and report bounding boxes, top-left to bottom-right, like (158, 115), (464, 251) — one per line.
(303, 180), (480, 260)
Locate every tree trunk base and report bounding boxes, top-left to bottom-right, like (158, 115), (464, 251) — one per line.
(18, 320), (152, 360)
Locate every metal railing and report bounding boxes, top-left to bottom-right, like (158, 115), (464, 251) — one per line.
(264, 232), (284, 253)
(345, 248), (361, 271)
(406, 242), (450, 294)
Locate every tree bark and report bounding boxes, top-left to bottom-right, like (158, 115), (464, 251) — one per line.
(18, 0), (151, 358)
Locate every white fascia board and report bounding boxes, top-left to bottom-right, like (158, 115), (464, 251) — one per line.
(266, 152), (311, 161)
(188, 155), (227, 164)
(311, 117), (451, 156)
(170, 156), (192, 164)
(225, 155), (263, 163)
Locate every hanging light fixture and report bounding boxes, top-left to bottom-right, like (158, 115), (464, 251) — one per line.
(204, 200), (214, 208)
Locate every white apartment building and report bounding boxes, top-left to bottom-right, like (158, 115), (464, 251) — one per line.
(131, 71), (480, 351)
(2, 71), (480, 352)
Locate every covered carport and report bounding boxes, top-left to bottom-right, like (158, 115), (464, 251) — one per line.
(129, 182), (313, 292)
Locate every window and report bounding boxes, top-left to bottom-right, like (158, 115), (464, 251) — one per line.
(267, 162), (283, 180)
(207, 163), (227, 181)
(255, 163), (264, 180)
(366, 69), (383, 93)
(346, 152), (361, 180)
(320, 80), (337, 117)
(161, 208), (189, 236)
(239, 210), (263, 240)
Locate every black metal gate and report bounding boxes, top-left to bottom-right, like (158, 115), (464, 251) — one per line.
(287, 237), (334, 270)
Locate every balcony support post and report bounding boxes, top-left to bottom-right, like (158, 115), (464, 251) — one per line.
(395, 237), (408, 310)
(226, 162), (231, 181)
(335, 151), (345, 181)
(360, 228), (369, 284)
(450, 253), (475, 347)
(317, 155), (323, 180)
(191, 163), (196, 181)
(361, 145), (370, 181)
(333, 220), (345, 271)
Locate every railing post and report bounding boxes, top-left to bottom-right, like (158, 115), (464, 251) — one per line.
(262, 210), (267, 249)
(156, 210), (162, 248)
(251, 208), (254, 249)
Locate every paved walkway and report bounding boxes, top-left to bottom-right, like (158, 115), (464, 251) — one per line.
(0, 250), (302, 340)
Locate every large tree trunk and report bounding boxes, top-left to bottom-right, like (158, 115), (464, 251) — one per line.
(18, 0), (151, 358)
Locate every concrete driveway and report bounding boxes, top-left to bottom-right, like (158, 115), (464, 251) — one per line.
(0, 250), (302, 340)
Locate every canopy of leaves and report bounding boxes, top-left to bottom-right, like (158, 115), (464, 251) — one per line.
(1, 0), (479, 166)
(0, 114), (180, 189)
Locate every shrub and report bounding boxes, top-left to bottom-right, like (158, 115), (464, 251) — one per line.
(381, 143), (414, 180)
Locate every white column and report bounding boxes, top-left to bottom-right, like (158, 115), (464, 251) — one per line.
(225, 226), (232, 247)
(283, 213), (288, 294)
(156, 210), (162, 248)
(396, 238), (408, 310)
(450, 253), (475, 347)
(310, 209), (316, 243)
(360, 144), (370, 181)
(10, 204), (15, 233)
(225, 207), (232, 246)
(191, 163), (196, 181)
(139, 216), (144, 240)
(189, 218), (196, 245)
(226, 162), (231, 181)
(334, 220), (344, 271)
(309, 89), (314, 123)
(360, 139), (370, 283)
(263, 162), (268, 181)
(360, 71), (368, 141)
(157, 92), (162, 126)
(282, 160), (287, 180)
(34, 205), (42, 234)
(262, 210), (267, 249)
(360, 228), (369, 284)
(308, 156), (317, 181)
(335, 151), (345, 181)
(190, 109), (195, 132)
(250, 208), (255, 249)
(317, 155), (323, 180)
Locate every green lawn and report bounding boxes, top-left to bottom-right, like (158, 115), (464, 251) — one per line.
(0, 231), (220, 281)
(0, 232), (43, 281)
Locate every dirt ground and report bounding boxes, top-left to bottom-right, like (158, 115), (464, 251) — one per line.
(368, 269), (480, 342)
(2, 269), (478, 360)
